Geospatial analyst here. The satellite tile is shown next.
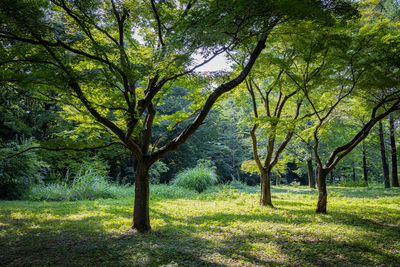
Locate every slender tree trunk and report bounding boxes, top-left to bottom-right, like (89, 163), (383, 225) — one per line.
(133, 159), (151, 232)
(330, 169), (334, 184)
(260, 168), (273, 207)
(307, 158), (316, 189)
(316, 168), (328, 213)
(362, 146), (368, 185)
(379, 122), (391, 188)
(389, 114), (399, 187)
(315, 166), (318, 187)
(352, 161), (356, 182)
(276, 172), (281, 186)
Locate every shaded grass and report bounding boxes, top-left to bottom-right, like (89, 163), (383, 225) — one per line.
(1, 186), (399, 266)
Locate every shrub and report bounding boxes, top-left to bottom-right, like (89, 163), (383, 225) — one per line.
(0, 138), (48, 199)
(171, 160), (218, 193)
(68, 168), (114, 200)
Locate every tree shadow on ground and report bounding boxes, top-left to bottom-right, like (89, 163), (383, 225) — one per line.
(150, 207), (400, 266)
(1, 198), (399, 266)
(0, 213), (225, 266)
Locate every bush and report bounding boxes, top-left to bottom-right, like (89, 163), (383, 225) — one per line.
(0, 138), (48, 199)
(171, 160), (218, 193)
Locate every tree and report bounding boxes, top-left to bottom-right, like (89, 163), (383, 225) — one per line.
(389, 113), (399, 187)
(379, 121), (391, 188)
(362, 141), (369, 184)
(302, 4), (400, 212)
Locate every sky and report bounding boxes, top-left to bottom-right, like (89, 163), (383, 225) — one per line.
(192, 52), (233, 73)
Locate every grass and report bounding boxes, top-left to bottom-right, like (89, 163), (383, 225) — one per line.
(1, 185), (399, 266)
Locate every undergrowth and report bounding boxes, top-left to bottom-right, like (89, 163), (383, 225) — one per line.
(25, 168), (200, 201)
(171, 161), (218, 192)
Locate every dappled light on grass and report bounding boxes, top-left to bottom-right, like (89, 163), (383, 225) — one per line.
(1, 186), (399, 266)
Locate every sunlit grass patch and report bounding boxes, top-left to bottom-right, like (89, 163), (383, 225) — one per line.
(1, 185), (399, 266)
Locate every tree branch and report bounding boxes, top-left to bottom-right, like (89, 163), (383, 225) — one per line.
(150, 0), (165, 46)
(151, 31), (273, 163)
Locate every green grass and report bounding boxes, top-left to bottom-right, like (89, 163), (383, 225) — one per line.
(1, 185), (399, 266)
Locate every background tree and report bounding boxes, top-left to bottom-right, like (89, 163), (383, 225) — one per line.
(300, 4), (400, 212)
(389, 113), (399, 187)
(379, 121), (391, 188)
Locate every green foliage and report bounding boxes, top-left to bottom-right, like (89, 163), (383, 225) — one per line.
(149, 161), (169, 184)
(171, 160), (218, 192)
(338, 180), (368, 187)
(0, 138), (48, 199)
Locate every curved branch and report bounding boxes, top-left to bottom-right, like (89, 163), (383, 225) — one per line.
(151, 31), (272, 163)
(150, 0), (165, 46)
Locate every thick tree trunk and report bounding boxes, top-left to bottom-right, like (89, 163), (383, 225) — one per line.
(362, 147), (368, 185)
(133, 160), (151, 232)
(307, 158), (316, 189)
(260, 168), (273, 207)
(389, 114), (399, 187)
(379, 122), (391, 188)
(316, 168), (328, 213)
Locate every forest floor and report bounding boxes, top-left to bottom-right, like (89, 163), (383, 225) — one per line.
(0, 185), (399, 266)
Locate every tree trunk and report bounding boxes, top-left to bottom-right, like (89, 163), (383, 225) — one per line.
(389, 114), (399, 187)
(352, 161), (356, 182)
(276, 174), (280, 186)
(379, 122), (391, 188)
(330, 169), (334, 184)
(133, 160), (151, 232)
(260, 168), (273, 207)
(315, 166), (318, 187)
(362, 146), (368, 185)
(316, 168), (328, 213)
(307, 158), (316, 189)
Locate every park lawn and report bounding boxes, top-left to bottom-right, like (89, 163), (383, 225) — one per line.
(0, 186), (399, 266)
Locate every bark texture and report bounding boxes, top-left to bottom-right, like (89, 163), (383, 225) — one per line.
(260, 169), (273, 207)
(133, 161), (151, 232)
(316, 169), (328, 213)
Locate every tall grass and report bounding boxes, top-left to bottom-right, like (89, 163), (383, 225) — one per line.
(25, 167), (200, 201)
(25, 168), (131, 201)
(171, 163), (218, 193)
